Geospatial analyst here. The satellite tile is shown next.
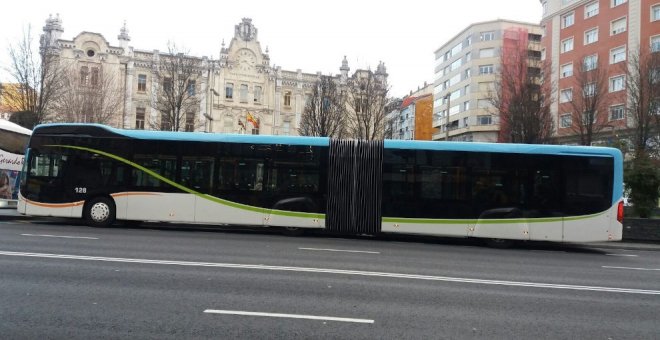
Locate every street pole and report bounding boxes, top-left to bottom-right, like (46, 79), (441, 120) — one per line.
(445, 93), (451, 141)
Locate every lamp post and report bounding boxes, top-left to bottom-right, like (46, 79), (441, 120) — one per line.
(207, 88), (219, 133)
(444, 93), (451, 141)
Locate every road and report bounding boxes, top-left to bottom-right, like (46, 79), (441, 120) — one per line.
(1, 218), (659, 339)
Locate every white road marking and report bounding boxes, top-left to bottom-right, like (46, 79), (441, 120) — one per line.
(605, 254), (638, 257)
(20, 234), (99, 240)
(603, 266), (660, 271)
(299, 247), (380, 254)
(1, 250), (659, 295)
(203, 309), (374, 324)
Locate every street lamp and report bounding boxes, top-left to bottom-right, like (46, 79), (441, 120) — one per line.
(206, 88), (220, 133)
(444, 93), (451, 141)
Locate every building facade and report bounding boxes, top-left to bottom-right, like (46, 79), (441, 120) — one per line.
(40, 16), (385, 136)
(540, 0), (660, 144)
(432, 20), (543, 142)
(387, 83), (433, 140)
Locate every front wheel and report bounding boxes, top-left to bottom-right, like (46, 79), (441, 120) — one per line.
(84, 197), (116, 228)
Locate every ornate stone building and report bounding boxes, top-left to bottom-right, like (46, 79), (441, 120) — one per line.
(40, 16), (386, 136)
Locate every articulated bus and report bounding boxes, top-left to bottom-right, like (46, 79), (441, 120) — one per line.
(19, 124), (623, 244)
(0, 119), (31, 208)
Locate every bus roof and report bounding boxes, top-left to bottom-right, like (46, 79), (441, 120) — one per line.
(33, 123), (622, 159)
(384, 139), (622, 158)
(0, 119), (32, 135)
(33, 123), (330, 146)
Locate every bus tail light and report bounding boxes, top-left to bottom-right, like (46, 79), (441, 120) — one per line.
(617, 201), (624, 223)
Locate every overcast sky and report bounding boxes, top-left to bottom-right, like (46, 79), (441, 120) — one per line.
(0, 0), (541, 98)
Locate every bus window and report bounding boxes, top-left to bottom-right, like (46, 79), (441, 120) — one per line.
(132, 155), (176, 189)
(217, 158), (263, 191)
(181, 157), (214, 192)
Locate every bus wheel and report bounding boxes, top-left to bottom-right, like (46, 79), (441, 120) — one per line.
(84, 197), (116, 228)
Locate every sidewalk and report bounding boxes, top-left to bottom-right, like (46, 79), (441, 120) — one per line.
(2, 207), (659, 251)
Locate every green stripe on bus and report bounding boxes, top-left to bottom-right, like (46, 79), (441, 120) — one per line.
(46, 145), (324, 220)
(382, 210), (606, 225)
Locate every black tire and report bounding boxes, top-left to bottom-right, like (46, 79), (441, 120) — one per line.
(84, 196), (116, 228)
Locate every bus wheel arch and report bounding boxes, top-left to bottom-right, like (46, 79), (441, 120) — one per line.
(84, 196), (116, 228)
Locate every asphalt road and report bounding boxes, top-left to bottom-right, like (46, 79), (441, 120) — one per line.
(1, 218), (659, 339)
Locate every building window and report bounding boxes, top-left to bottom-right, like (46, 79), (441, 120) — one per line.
(161, 112), (171, 131)
(466, 36), (472, 46)
(584, 28), (598, 45)
(185, 111), (194, 132)
(284, 91), (292, 107)
(609, 75), (625, 92)
(91, 67), (99, 87)
(561, 113), (573, 128)
(583, 54), (598, 71)
(254, 86), (262, 103)
(479, 48), (495, 58)
(80, 66), (89, 85)
(652, 36), (660, 52)
(163, 77), (172, 94)
(584, 83), (596, 97)
(610, 46), (626, 64)
(479, 65), (494, 74)
(225, 83), (233, 99)
(480, 31), (495, 41)
(187, 80), (196, 96)
(561, 63), (573, 78)
(652, 5), (660, 21)
(611, 17), (627, 35)
(610, 105), (625, 120)
(240, 84), (248, 103)
(560, 88), (573, 103)
(612, 0), (626, 7)
(562, 12), (575, 28)
(135, 107), (145, 130)
(477, 115), (492, 125)
(464, 68), (471, 79)
(541, 48), (546, 61)
(138, 74), (147, 92)
(450, 59), (462, 71)
(463, 101), (470, 111)
(465, 52), (472, 62)
(561, 37), (574, 53)
(585, 1), (599, 18)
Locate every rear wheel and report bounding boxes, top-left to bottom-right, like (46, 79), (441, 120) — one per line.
(84, 197), (116, 228)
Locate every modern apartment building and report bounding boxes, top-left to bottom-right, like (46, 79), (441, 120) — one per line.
(432, 20), (543, 142)
(541, 0), (660, 144)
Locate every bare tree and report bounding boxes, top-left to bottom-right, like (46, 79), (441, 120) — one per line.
(52, 63), (124, 124)
(150, 43), (202, 131)
(491, 46), (554, 144)
(568, 58), (610, 145)
(626, 47), (660, 157)
(4, 25), (64, 128)
(299, 75), (346, 137)
(344, 70), (390, 140)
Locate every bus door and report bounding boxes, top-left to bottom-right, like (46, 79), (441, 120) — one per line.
(209, 157), (267, 226)
(470, 169), (531, 241)
(264, 145), (323, 229)
(23, 151), (74, 217)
